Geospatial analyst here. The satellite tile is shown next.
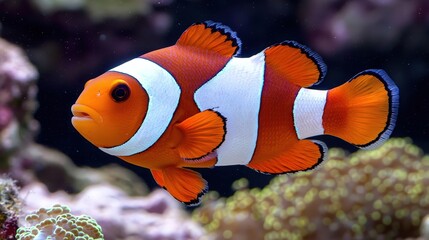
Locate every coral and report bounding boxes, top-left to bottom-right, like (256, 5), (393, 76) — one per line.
(193, 138), (429, 240)
(18, 183), (206, 240)
(422, 215), (429, 240)
(1, 216), (18, 240)
(9, 143), (148, 195)
(16, 204), (103, 240)
(0, 38), (147, 193)
(0, 176), (20, 239)
(0, 38), (38, 170)
(299, 0), (429, 55)
(30, 0), (152, 21)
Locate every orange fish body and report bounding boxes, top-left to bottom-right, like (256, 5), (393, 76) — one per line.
(72, 21), (399, 205)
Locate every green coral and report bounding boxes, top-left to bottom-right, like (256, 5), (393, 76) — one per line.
(16, 204), (104, 240)
(193, 138), (429, 239)
(30, 0), (151, 21)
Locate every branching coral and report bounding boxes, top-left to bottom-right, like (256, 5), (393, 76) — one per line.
(193, 138), (429, 240)
(16, 204), (103, 240)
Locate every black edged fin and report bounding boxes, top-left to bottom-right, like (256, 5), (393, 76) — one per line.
(175, 109), (226, 161)
(323, 69), (399, 150)
(176, 21), (241, 57)
(161, 167), (208, 206)
(247, 140), (327, 175)
(264, 40), (327, 87)
(352, 69), (399, 149)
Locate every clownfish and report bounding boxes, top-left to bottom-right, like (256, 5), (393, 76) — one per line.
(71, 21), (399, 206)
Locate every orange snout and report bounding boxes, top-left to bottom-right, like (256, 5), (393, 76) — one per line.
(71, 71), (148, 148)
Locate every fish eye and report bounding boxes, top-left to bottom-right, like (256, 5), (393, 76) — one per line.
(111, 83), (130, 102)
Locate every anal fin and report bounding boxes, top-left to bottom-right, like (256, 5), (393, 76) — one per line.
(160, 167), (208, 206)
(151, 169), (165, 188)
(174, 110), (226, 161)
(247, 140), (327, 174)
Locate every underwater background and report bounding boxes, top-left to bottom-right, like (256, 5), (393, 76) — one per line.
(0, 0), (428, 239)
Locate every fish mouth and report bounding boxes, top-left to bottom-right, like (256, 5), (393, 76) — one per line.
(71, 104), (103, 124)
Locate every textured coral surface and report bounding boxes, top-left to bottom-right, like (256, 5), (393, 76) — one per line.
(194, 138), (429, 240)
(0, 38), (38, 169)
(16, 204), (103, 240)
(0, 177), (20, 240)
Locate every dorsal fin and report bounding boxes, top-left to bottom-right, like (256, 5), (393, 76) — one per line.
(264, 40), (327, 87)
(176, 21), (241, 57)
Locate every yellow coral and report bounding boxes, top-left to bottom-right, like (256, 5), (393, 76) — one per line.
(194, 138), (429, 239)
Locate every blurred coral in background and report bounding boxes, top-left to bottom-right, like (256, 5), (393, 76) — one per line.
(30, 0), (152, 21)
(0, 38), (39, 170)
(194, 139), (429, 240)
(299, 0), (429, 55)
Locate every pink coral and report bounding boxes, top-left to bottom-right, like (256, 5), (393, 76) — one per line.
(0, 106), (12, 130)
(0, 38), (38, 84)
(0, 38), (38, 168)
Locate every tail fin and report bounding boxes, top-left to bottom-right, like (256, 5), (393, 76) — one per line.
(323, 69), (399, 149)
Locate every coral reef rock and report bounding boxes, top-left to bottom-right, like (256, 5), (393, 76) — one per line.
(19, 183), (206, 240)
(193, 138), (429, 240)
(0, 38), (148, 194)
(0, 38), (38, 169)
(16, 204), (103, 240)
(9, 142), (148, 195)
(30, 0), (152, 21)
(299, 0), (429, 55)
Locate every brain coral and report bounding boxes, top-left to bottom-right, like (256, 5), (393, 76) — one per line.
(193, 138), (429, 240)
(16, 204), (103, 240)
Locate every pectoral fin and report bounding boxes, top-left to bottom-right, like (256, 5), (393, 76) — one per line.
(174, 110), (226, 161)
